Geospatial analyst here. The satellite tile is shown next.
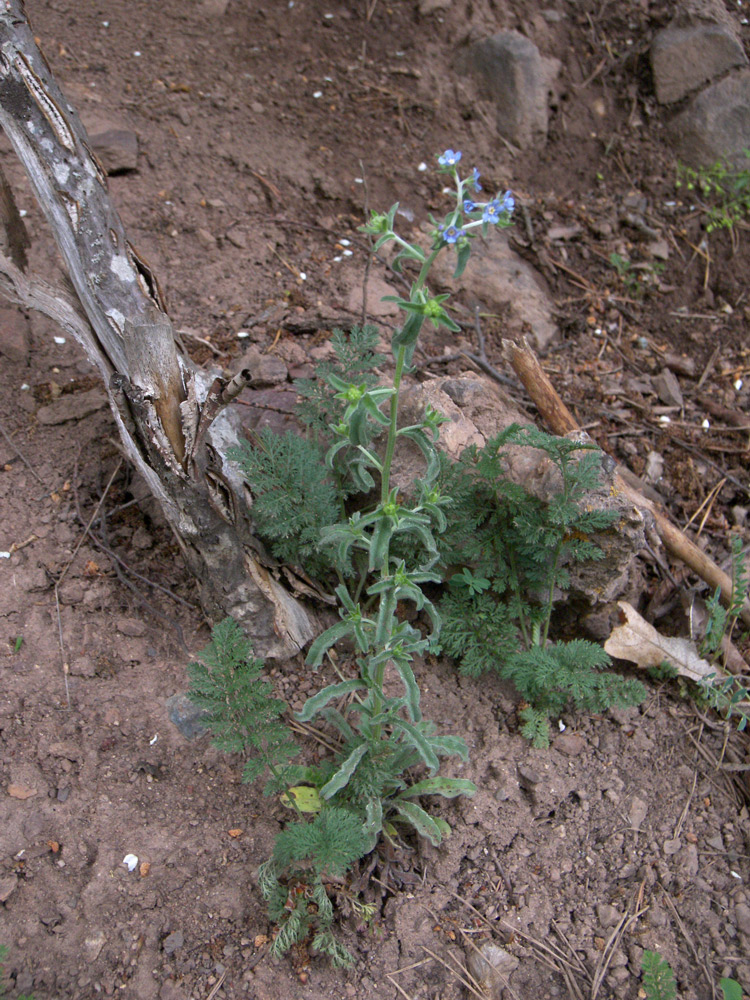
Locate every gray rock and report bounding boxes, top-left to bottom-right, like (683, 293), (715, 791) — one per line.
(163, 930), (185, 955)
(36, 388), (108, 425)
(84, 930), (106, 961)
(667, 69), (750, 168)
(597, 903), (621, 929)
(466, 942), (519, 999)
(735, 902), (750, 936)
(651, 24), (746, 104)
(70, 655), (97, 677)
(90, 128), (138, 174)
(428, 230), (557, 349)
(629, 796), (648, 831)
(653, 368), (683, 408)
(166, 692), (211, 740)
(116, 617), (148, 637)
(458, 31), (559, 147)
(0, 306), (30, 362)
(0, 874), (18, 903)
(238, 346), (289, 386)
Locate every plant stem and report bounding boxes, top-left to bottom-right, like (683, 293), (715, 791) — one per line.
(370, 243), (442, 734)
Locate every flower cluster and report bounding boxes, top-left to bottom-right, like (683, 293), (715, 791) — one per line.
(435, 148), (514, 249)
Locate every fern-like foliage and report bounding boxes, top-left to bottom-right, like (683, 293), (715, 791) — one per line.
(272, 808), (369, 878)
(436, 427), (645, 744)
(186, 618), (297, 786)
(258, 808), (370, 968)
(504, 641), (645, 718)
(228, 429), (344, 578)
(641, 950), (677, 1000)
(295, 325), (386, 435)
(437, 589), (518, 677)
(519, 706), (551, 749)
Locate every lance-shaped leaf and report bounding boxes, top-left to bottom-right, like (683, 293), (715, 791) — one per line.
(393, 719), (439, 773)
(397, 777), (477, 800)
(426, 734), (470, 761)
(362, 797), (384, 852)
(320, 742), (369, 799)
(393, 799), (444, 846)
(295, 678), (366, 720)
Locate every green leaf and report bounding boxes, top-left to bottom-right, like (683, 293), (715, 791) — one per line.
(392, 656), (422, 722)
(306, 619), (357, 668)
(641, 950), (677, 1000)
(720, 980), (743, 1000)
(426, 734), (470, 761)
(295, 679), (366, 721)
(393, 799), (444, 846)
(397, 777), (476, 799)
(320, 742), (369, 799)
(362, 797), (384, 852)
(281, 786), (322, 812)
(453, 241), (472, 279)
(393, 719), (439, 772)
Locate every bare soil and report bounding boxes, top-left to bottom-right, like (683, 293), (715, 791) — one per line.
(1, 2), (750, 999)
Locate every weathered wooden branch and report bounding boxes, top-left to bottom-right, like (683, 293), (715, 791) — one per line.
(0, 1), (317, 656)
(502, 337), (750, 628)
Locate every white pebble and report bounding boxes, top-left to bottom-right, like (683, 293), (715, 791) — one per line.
(313, 91), (323, 99)
(339, 238), (351, 246)
(123, 854), (138, 871)
(354, 177), (364, 184)
(658, 415), (671, 425)
(53, 336), (66, 345)
(20, 383), (29, 391)
(702, 418), (710, 430)
(0, 552), (10, 559)
(133, 51), (141, 57)
(418, 162), (428, 172)
(299, 272), (307, 281)
(342, 249), (353, 257)
(332, 256), (342, 262)
(236, 330), (250, 339)
(735, 379), (743, 391)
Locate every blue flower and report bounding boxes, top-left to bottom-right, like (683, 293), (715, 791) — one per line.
(463, 199), (477, 213)
(482, 200), (502, 224)
(499, 190), (515, 213)
(439, 224), (465, 244)
(438, 149), (462, 167)
(470, 167), (482, 191)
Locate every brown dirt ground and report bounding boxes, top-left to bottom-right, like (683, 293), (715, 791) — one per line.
(1, 1), (750, 999)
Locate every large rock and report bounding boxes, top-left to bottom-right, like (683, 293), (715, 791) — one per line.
(393, 373), (645, 607)
(651, 23), (746, 104)
(667, 69), (750, 167)
(457, 31), (559, 147)
(90, 128), (138, 174)
(429, 230), (558, 349)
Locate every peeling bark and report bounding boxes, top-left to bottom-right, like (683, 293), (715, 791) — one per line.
(0, 1), (317, 657)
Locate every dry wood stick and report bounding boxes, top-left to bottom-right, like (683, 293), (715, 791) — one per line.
(502, 338), (750, 627)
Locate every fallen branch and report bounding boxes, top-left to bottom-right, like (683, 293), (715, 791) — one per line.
(502, 337), (750, 628)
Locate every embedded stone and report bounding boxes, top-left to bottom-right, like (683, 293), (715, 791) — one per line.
(90, 128), (139, 174)
(667, 69), (750, 168)
(466, 942), (519, 999)
(651, 24), (746, 104)
(458, 31), (559, 147)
